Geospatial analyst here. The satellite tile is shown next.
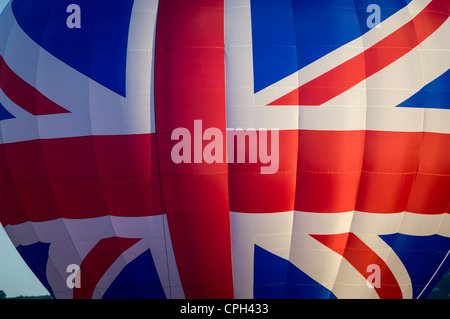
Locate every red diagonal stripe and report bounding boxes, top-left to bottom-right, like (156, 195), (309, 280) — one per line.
(311, 233), (403, 299)
(269, 0), (449, 106)
(73, 237), (141, 299)
(0, 55), (70, 115)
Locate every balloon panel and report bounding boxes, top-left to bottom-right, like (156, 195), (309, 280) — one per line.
(0, 0), (449, 299)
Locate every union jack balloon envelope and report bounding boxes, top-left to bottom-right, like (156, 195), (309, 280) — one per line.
(0, 0), (449, 299)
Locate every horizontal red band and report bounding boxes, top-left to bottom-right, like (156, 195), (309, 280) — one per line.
(0, 135), (163, 225)
(0, 130), (448, 227)
(228, 130), (449, 214)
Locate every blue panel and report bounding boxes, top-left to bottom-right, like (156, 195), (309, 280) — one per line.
(0, 102), (14, 120)
(250, 0), (298, 93)
(253, 245), (336, 299)
(380, 234), (450, 299)
(397, 69), (450, 110)
(103, 249), (166, 299)
(250, 0), (410, 93)
(12, 0), (134, 97)
(253, 244), (289, 298)
(16, 242), (53, 297)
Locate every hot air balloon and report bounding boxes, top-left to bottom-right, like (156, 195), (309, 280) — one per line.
(0, 0), (449, 299)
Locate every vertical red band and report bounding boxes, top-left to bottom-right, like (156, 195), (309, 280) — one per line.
(154, 0), (233, 298)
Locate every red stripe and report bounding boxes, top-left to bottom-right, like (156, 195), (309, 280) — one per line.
(154, 0), (234, 298)
(227, 130), (449, 214)
(0, 135), (163, 225)
(229, 130), (367, 213)
(94, 134), (163, 217)
(229, 130), (298, 213)
(311, 233), (403, 299)
(295, 130), (366, 213)
(0, 131), (447, 226)
(0, 56), (70, 115)
(406, 132), (450, 214)
(356, 131), (422, 213)
(73, 237), (141, 299)
(269, 0), (449, 106)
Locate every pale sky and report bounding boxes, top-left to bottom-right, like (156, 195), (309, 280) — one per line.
(0, 0), (49, 298)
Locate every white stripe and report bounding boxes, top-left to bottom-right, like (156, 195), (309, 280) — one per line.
(7, 210), (444, 247)
(0, 1), (157, 144)
(291, 211), (450, 236)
